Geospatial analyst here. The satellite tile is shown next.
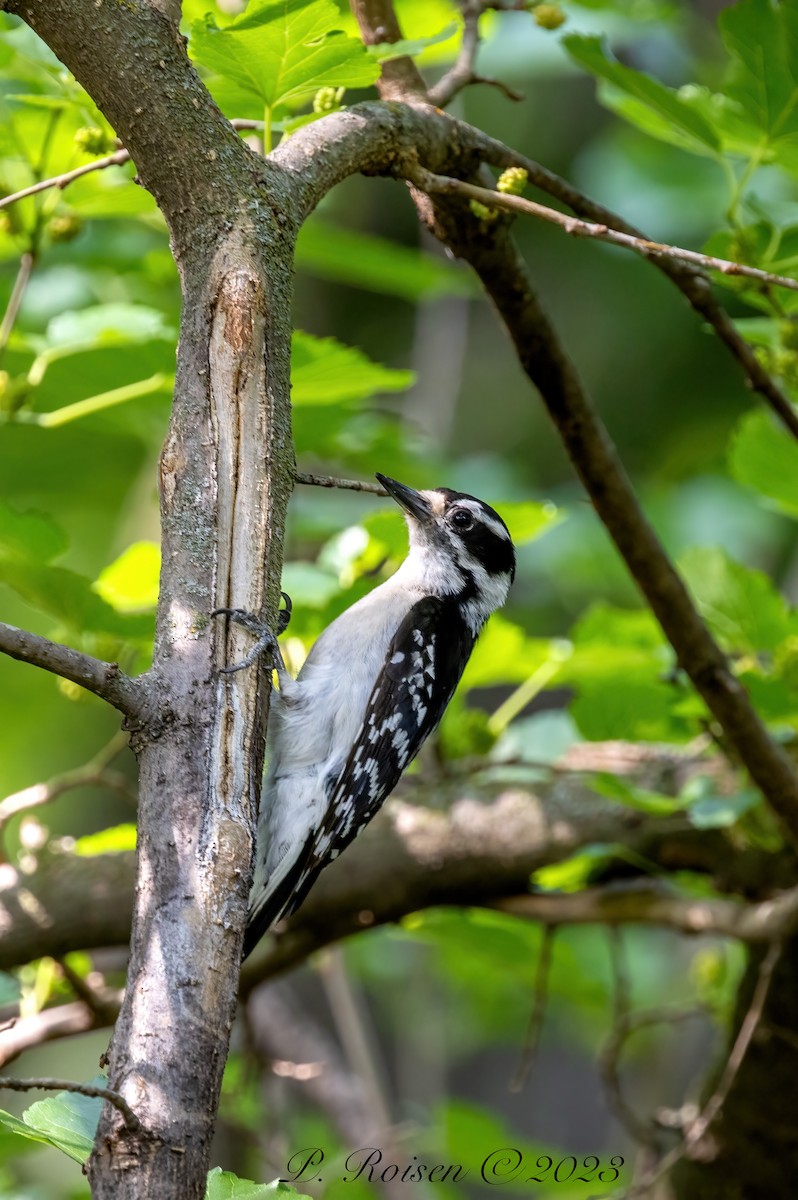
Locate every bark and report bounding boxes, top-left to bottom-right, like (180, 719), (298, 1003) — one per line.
(672, 939), (798, 1200)
(2, 2), (296, 1195)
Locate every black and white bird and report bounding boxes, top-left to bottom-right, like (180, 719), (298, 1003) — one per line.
(230, 474), (515, 957)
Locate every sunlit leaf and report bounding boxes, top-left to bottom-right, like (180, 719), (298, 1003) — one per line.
(463, 616), (559, 688)
(73, 823), (137, 856)
(190, 0), (380, 108)
(728, 409), (798, 518)
(44, 304), (175, 351)
(296, 219), (475, 301)
(367, 23), (457, 61)
(292, 332), (413, 405)
(564, 34), (720, 155)
(497, 499), (563, 545)
(280, 561), (341, 608)
(679, 545), (793, 654)
(206, 1167), (312, 1200)
(0, 1079), (104, 1164)
(1, 559), (154, 639)
(94, 541), (160, 612)
(0, 500), (67, 563)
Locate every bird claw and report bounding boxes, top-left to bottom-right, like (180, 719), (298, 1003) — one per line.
(212, 593), (292, 674)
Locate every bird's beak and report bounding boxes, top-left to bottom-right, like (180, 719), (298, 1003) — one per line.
(376, 473), (433, 523)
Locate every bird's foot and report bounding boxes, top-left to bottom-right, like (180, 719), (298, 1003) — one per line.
(212, 593), (292, 674)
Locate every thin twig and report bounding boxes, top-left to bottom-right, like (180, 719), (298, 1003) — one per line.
(470, 133), (798, 444)
(428, 1), (523, 107)
(408, 165), (798, 297)
(0, 622), (144, 720)
(295, 470), (388, 495)
(599, 930), (660, 1152)
(510, 924), (555, 1091)
(0, 150), (131, 212)
(0, 121), (262, 214)
(495, 884), (798, 944)
(0, 251), (33, 359)
(0, 730), (135, 830)
(626, 941), (782, 1198)
(317, 948), (409, 1200)
(437, 198), (798, 843)
(0, 997), (123, 1069)
(55, 958), (119, 1023)
(0, 1075), (141, 1133)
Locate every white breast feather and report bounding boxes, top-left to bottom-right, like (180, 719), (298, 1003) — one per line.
(252, 578), (417, 900)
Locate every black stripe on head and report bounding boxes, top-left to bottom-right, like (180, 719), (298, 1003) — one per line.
(435, 488), (516, 581)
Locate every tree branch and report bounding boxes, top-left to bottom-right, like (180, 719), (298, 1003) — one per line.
(0, 149), (130, 210)
(0, 623), (144, 720)
(0, 251), (34, 358)
(471, 136), (798, 444)
(0, 997), (122, 1069)
(445, 227), (798, 847)
(3, 764), (793, 977)
(339, 0), (798, 852)
(408, 165), (798, 296)
(0, 731), (134, 832)
(0, 1075), (141, 1133)
(427, 0), (523, 107)
(295, 470), (388, 494)
(0, 123), (262, 214)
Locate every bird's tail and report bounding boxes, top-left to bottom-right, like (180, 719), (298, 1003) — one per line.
(242, 828), (321, 959)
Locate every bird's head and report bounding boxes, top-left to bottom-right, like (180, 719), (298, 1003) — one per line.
(376, 473), (515, 632)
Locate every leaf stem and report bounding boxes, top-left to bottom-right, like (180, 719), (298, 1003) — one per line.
(488, 649), (570, 735)
(8, 372), (174, 428)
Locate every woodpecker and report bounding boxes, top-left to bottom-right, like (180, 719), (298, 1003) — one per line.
(218, 474), (516, 957)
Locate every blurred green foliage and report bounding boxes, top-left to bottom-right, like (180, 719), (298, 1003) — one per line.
(1, 0), (797, 1194)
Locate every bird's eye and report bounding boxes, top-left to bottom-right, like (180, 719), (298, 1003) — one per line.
(451, 509), (474, 531)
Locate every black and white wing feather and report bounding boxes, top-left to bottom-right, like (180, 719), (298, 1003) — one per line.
(316, 594), (473, 862)
(243, 596), (472, 953)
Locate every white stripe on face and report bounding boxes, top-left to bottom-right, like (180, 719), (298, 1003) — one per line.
(442, 496), (511, 542)
(420, 490), (447, 517)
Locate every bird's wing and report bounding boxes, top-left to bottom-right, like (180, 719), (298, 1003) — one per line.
(243, 596), (473, 955)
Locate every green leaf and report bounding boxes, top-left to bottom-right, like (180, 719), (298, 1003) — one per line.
(205, 1167), (312, 1200)
(291, 331), (414, 405)
(679, 546), (792, 654)
(190, 0), (380, 109)
(534, 845), (617, 893)
(1, 559), (154, 639)
(564, 604), (689, 742)
(728, 409), (798, 518)
(497, 499), (563, 546)
(0, 501), (67, 563)
(719, 0), (798, 153)
(463, 617), (561, 689)
(94, 541), (160, 613)
(492, 710), (580, 765)
(280, 561), (342, 608)
(0, 971), (21, 1007)
(296, 219), (475, 301)
(563, 34), (720, 155)
(0, 1079), (105, 1164)
(592, 772), (683, 815)
(44, 304), (175, 351)
(367, 23), (457, 61)
(73, 823), (137, 856)
(682, 775), (761, 829)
